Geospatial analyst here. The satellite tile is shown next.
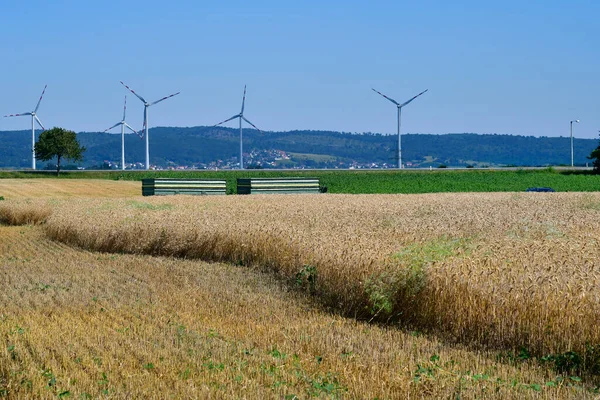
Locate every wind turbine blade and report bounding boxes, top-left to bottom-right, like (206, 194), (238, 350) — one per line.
(103, 122), (121, 132)
(34, 85), (48, 113)
(123, 96), (127, 121)
(399, 89), (428, 108)
(214, 114), (240, 127)
(240, 85), (247, 114)
(150, 92), (180, 106)
(372, 88), (399, 106)
(120, 81), (147, 103)
(34, 115), (45, 130)
(124, 122), (142, 138)
(4, 112), (32, 118)
(242, 116), (261, 132)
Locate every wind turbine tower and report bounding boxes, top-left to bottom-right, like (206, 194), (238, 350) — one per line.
(372, 88), (428, 168)
(120, 81), (180, 170)
(103, 96), (141, 170)
(213, 85), (261, 169)
(3, 85), (48, 169)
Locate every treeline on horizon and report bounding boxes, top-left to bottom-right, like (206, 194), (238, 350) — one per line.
(0, 127), (597, 169)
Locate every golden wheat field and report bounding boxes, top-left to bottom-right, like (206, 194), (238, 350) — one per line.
(2, 180), (600, 398)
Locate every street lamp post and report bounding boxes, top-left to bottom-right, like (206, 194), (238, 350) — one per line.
(570, 119), (580, 167)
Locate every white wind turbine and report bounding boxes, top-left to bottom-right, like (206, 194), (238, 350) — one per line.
(213, 85), (262, 169)
(4, 85), (48, 169)
(120, 81), (180, 170)
(372, 88), (428, 169)
(103, 96), (141, 170)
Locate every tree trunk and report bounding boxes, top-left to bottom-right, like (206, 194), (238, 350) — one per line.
(56, 155), (61, 176)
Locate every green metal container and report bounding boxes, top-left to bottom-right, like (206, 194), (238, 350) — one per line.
(237, 177), (320, 195)
(142, 179), (227, 196)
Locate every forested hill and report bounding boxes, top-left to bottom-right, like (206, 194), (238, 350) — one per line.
(0, 126), (597, 169)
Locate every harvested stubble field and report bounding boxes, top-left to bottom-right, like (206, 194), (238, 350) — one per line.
(0, 179), (139, 199)
(2, 181), (600, 398)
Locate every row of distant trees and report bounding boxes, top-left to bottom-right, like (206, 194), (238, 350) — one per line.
(35, 126), (600, 175)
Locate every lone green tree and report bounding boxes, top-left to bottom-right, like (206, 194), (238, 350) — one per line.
(588, 133), (600, 174)
(35, 127), (86, 176)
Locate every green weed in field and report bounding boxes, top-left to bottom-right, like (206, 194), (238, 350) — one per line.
(365, 237), (471, 321)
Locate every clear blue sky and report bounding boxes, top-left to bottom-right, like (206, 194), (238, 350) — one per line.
(1, 0), (598, 138)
